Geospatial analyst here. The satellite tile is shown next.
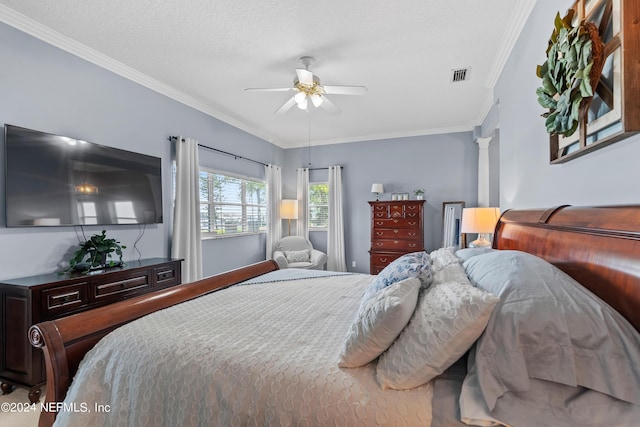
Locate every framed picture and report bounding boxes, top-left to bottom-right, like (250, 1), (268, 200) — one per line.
(442, 201), (466, 250)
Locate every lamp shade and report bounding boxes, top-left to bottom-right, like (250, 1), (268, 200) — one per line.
(461, 207), (500, 234)
(370, 183), (384, 194)
(280, 199), (298, 220)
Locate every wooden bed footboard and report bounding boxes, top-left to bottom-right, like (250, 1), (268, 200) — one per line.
(29, 260), (279, 427)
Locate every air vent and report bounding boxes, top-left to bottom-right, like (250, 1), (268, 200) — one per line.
(451, 67), (470, 82)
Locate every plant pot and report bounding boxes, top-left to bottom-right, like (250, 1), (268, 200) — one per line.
(416, 195), (424, 200)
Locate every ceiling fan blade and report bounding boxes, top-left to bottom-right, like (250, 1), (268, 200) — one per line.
(323, 85), (368, 96)
(274, 96), (297, 115)
(319, 95), (342, 115)
(310, 94), (323, 108)
(296, 68), (314, 86)
(244, 87), (294, 92)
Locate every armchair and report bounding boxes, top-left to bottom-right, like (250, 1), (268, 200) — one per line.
(272, 236), (327, 270)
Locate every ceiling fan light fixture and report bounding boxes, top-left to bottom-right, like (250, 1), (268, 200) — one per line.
(295, 94), (308, 110)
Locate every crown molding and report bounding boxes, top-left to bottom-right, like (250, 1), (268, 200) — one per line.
(0, 4), (528, 150)
(484, 0), (537, 89)
(278, 124), (475, 149)
(0, 5), (277, 146)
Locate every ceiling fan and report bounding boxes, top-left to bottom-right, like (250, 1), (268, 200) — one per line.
(244, 56), (367, 115)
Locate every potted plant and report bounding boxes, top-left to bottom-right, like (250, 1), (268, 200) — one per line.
(68, 230), (126, 272)
(414, 188), (426, 200)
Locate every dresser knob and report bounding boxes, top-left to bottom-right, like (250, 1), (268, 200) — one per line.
(380, 258), (387, 262)
(409, 243), (417, 248)
(376, 232), (383, 236)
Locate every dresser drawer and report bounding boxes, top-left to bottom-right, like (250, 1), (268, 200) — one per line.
(91, 272), (151, 302)
(154, 265), (180, 288)
(370, 252), (403, 269)
(389, 204), (404, 218)
(373, 228), (420, 240)
(372, 218), (421, 229)
(371, 239), (421, 251)
(41, 282), (89, 318)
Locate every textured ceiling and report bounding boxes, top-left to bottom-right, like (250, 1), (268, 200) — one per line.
(0, 1), (536, 148)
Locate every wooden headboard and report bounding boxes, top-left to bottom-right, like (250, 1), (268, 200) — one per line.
(494, 205), (640, 331)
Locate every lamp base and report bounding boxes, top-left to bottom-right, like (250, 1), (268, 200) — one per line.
(468, 233), (492, 248)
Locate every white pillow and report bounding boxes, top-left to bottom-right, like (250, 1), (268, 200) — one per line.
(376, 280), (499, 389)
(338, 278), (421, 368)
(433, 262), (470, 286)
(284, 249), (310, 263)
(429, 247), (460, 272)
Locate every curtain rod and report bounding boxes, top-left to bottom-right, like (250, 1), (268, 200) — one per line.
(301, 166), (344, 171)
(168, 136), (268, 167)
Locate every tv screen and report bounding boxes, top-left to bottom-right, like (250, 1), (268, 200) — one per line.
(4, 124), (163, 227)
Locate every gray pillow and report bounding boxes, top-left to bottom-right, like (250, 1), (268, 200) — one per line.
(455, 247), (495, 262)
(461, 250), (640, 410)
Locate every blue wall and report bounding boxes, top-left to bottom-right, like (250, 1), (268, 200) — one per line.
(283, 133), (478, 273)
(0, 22), (283, 279)
(0, 19), (481, 279)
(495, 0), (640, 209)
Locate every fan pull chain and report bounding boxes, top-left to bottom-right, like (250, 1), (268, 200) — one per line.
(308, 114), (312, 167)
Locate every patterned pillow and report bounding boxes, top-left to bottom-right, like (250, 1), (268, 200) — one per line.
(360, 252), (432, 307)
(429, 247), (460, 272)
(338, 277), (421, 368)
(284, 250), (310, 263)
(376, 279), (499, 390)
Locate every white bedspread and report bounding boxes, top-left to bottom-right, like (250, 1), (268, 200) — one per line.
(54, 273), (433, 426)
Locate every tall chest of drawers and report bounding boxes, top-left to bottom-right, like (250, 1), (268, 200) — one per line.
(369, 200), (425, 274)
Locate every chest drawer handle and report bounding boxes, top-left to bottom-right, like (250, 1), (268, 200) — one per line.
(375, 221), (383, 226)
(376, 231), (384, 236)
(409, 243), (417, 248)
(407, 213), (416, 218)
(380, 258), (387, 263)
(393, 230), (399, 234)
(408, 221), (416, 226)
(409, 232), (416, 237)
(376, 242), (384, 246)
(393, 220), (399, 224)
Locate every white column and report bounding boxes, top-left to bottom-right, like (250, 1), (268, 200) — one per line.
(476, 137), (492, 207)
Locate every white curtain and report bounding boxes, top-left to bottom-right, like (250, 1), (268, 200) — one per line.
(265, 164), (282, 260)
(296, 168), (309, 239)
(171, 136), (203, 283)
(327, 165), (347, 272)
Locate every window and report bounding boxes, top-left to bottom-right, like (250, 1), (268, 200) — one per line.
(199, 169), (267, 237)
(309, 183), (329, 229)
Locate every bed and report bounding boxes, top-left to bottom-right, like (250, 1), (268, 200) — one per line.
(29, 205), (640, 427)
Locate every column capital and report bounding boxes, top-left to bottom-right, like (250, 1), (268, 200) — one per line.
(475, 136), (492, 150)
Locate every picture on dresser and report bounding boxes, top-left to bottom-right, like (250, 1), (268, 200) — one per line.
(442, 201), (466, 250)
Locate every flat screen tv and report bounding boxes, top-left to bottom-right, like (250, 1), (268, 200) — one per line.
(4, 124), (163, 227)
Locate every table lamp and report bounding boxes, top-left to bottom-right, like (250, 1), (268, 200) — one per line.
(371, 183), (384, 201)
(461, 207), (500, 248)
(280, 199), (298, 236)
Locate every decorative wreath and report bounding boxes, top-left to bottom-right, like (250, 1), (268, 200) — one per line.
(536, 10), (603, 137)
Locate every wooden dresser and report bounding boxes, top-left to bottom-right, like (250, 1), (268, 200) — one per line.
(0, 257), (182, 403)
(369, 200), (425, 274)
